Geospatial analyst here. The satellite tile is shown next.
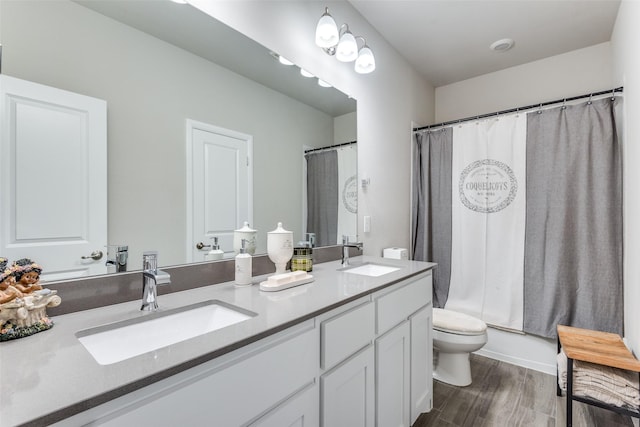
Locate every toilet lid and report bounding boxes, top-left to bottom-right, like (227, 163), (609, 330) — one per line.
(433, 308), (487, 334)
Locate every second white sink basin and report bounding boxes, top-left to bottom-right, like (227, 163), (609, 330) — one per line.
(342, 263), (401, 277)
(77, 300), (256, 365)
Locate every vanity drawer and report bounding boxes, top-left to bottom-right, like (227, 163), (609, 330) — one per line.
(321, 301), (375, 370)
(376, 273), (431, 335)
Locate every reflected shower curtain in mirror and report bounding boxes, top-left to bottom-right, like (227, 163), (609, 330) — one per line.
(306, 150), (339, 247)
(524, 98), (623, 338)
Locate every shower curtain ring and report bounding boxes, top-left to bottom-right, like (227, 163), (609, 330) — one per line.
(611, 89), (616, 101)
(588, 94), (593, 105)
(537, 103), (542, 114)
(562, 99), (566, 110)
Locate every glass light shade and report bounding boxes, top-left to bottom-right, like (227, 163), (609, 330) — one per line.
(315, 13), (339, 48)
(355, 46), (376, 74)
(336, 31), (358, 62)
(317, 79), (332, 88)
(300, 69), (314, 78)
(278, 56), (294, 66)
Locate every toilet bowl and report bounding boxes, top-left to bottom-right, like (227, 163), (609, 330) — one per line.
(432, 308), (487, 387)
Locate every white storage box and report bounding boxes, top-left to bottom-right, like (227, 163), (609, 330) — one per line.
(382, 247), (408, 260)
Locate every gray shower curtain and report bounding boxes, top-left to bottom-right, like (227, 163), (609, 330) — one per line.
(412, 129), (453, 308)
(306, 150), (338, 247)
(524, 98), (623, 338)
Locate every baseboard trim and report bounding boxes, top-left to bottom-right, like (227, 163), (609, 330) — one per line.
(474, 348), (557, 375)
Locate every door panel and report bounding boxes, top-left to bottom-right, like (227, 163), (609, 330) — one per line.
(187, 120), (252, 261)
(0, 75), (107, 280)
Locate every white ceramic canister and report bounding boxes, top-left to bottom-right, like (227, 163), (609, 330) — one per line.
(267, 222), (294, 275)
(233, 221), (257, 255)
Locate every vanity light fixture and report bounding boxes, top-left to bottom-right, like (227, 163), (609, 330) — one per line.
(315, 7), (376, 74)
(318, 79), (332, 88)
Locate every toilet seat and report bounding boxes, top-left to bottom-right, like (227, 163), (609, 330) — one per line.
(433, 308), (487, 336)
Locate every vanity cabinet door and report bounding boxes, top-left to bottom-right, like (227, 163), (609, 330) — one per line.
(410, 304), (432, 424)
(321, 345), (375, 427)
(376, 320), (411, 427)
(251, 382), (319, 427)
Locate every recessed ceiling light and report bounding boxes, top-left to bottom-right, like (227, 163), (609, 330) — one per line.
(490, 38), (514, 52)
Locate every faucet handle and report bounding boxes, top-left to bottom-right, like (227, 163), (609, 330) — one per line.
(143, 251), (159, 271)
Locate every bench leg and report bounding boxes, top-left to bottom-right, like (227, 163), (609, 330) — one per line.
(566, 357), (573, 427)
(557, 337), (562, 397)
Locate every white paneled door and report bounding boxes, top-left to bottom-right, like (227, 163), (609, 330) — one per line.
(0, 75), (107, 280)
(186, 120), (252, 261)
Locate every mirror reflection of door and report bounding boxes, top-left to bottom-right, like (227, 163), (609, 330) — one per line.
(186, 120), (252, 262)
(0, 75), (108, 280)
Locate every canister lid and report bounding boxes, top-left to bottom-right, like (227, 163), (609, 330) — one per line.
(235, 221), (256, 233)
(268, 222), (291, 234)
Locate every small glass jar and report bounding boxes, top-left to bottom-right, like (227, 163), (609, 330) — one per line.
(291, 247), (313, 272)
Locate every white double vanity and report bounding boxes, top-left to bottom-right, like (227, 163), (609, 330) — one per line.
(0, 257), (434, 427)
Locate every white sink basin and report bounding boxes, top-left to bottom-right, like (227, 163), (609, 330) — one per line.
(77, 300), (256, 365)
(342, 263), (401, 277)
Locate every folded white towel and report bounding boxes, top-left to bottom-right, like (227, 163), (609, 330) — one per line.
(557, 349), (640, 409)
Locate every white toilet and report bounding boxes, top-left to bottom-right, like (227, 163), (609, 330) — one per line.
(432, 308), (488, 387)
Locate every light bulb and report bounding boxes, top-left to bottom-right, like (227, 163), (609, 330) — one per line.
(355, 46), (376, 74)
(315, 9), (339, 48)
(336, 30), (358, 62)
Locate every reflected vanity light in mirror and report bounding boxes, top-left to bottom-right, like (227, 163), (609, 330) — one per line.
(300, 69), (314, 78)
(278, 56), (294, 66)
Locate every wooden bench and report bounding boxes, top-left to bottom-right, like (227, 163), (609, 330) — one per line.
(557, 324), (640, 427)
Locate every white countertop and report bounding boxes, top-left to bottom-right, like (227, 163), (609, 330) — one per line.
(0, 256), (435, 427)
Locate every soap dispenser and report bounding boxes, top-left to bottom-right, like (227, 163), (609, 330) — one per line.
(205, 237), (224, 261)
(235, 238), (252, 286)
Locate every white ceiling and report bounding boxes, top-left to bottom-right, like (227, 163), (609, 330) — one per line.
(349, 0), (621, 87)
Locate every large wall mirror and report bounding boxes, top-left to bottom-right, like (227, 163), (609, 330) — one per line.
(0, 0), (357, 276)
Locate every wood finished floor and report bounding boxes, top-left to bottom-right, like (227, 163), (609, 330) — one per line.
(413, 354), (634, 427)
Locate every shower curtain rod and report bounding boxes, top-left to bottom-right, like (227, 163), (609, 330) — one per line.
(413, 86), (623, 132)
(304, 140), (357, 154)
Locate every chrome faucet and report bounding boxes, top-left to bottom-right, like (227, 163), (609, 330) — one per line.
(341, 235), (363, 267)
(106, 244), (128, 273)
(141, 251), (171, 311)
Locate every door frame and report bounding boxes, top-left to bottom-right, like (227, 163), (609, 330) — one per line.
(185, 119), (253, 262)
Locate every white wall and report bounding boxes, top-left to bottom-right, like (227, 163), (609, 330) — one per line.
(436, 42), (612, 123)
(334, 111), (357, 144)
(435, 43), (614, 374)
(612, 0), (640, 358)
(189, 0), (435, 256)
(1, 0), (337, 268)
